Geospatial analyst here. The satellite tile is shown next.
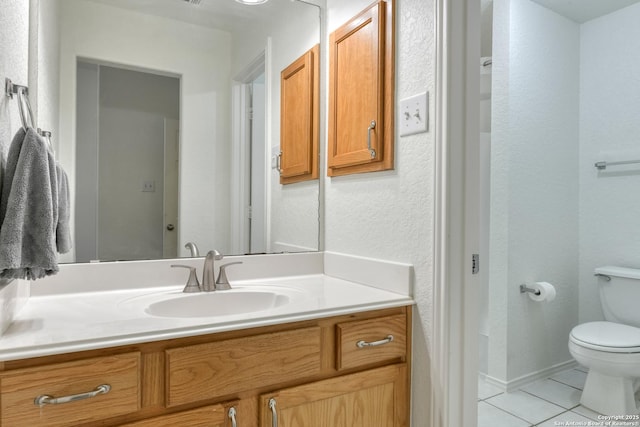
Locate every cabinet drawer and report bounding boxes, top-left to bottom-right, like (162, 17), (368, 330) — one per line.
(120, 404), (228, 427)
(337, 314), (407, 370)
(0, 352), (141, 427)
(166, 326), (321, 407)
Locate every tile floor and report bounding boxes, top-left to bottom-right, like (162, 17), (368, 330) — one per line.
(478, 367), (609, 427)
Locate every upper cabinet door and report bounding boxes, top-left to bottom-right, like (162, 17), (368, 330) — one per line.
(280, 44), (320, 185)
(328, 0), (395, 177)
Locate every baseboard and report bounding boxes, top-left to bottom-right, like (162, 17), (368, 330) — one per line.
(482, 359), (578, 392)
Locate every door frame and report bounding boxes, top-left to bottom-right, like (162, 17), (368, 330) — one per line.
(230, 41), (272, 255)
(431, 0), (481, 426)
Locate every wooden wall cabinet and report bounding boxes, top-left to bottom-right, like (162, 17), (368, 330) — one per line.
(328, 0), (395, 177)
(279, 44), (320, 184)
(0, 307), (410, 427)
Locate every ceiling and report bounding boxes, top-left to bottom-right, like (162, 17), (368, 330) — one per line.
(82, 0), (309, 32)
(530, 0), (640, 23)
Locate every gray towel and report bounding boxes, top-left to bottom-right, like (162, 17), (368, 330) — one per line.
(0, 128), (59, 280)
(56, 163), (72, 254)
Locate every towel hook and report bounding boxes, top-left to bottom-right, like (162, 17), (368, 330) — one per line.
(5, 78), (36, 130)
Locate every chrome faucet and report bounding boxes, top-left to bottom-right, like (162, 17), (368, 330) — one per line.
(202, 250), (223, 292)
(184, 242), (200, 257)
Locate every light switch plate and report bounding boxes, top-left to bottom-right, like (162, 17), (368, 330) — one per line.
(399, 91), (428, 136)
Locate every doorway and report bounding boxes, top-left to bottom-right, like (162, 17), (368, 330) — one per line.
(471, 1), (640, 425)
(231, 50), (270, 255)
(75, 61), (180, 262)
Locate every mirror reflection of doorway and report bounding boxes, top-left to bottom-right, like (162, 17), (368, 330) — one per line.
(231, 51), (269, 256)
(75, 61), (180, 262)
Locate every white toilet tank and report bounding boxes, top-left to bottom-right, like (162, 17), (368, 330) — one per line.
(597, 266), (640, 328)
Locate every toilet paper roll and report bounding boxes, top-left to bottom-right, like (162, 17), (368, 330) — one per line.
(528, 281), (556, 302)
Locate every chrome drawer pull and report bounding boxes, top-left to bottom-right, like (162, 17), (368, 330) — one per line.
(229, 406), (237, 427)
(356, 334), (394, 348)
(269, 398), (278, 427)
(34, 384), (111, 407)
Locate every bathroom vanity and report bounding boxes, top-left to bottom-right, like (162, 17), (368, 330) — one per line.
(0, 253), (413, 427)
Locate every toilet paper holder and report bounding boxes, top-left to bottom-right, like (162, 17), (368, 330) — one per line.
(520, 284), (541, 296)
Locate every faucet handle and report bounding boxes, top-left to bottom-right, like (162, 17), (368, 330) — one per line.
(215, 262), (243, 290)
(171, 264), (201, 293)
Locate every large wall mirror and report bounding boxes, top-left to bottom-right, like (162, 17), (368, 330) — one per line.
(34, 0), (321, 263)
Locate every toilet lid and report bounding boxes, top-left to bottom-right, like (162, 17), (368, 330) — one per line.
(571, 321), (640, 353)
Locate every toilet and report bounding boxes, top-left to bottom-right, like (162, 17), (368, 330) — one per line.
(569, 266), (640, 415)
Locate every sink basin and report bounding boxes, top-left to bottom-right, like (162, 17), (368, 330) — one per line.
(145, 290), (290, 318)
(116, 284), (312, 319)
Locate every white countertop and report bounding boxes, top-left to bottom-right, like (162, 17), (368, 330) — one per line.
(0, 274), (413, 362)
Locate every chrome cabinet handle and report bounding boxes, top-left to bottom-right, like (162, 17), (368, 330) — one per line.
(356, 334), (394, 348)
(228, 406), (237, 427)
(34, 384), (111, 407)
(268, 398), (278, 427)
(367, 120), (377, 159)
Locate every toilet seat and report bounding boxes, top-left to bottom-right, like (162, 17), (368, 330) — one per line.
(571, 321), (640, 353)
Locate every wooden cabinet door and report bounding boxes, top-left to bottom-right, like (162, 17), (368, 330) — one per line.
(260, 364), (408, 427)
(328, 0), (394, 176)
(280, 44), (319, 184)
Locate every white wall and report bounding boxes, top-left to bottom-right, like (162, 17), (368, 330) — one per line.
(579, 3), (640, 324)
(33, 0), (60, 144)
(0, 1), (30, 190)
(489, 0), (580, 384)
(325, 0), (435, 423)
(0, 1), (30, 289)
(57, 0), (232, 258)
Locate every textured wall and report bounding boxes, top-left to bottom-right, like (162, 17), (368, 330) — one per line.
(0, 0), (29, 291)
(325, 0), (435, 423)
(33, 0), (60, 146)
(579, 3), (640, 324)
(0, 1), (30, 188)
(489, 0), (580, 383)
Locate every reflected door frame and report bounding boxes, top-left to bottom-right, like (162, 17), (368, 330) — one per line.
(230, 40), (272, 255)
